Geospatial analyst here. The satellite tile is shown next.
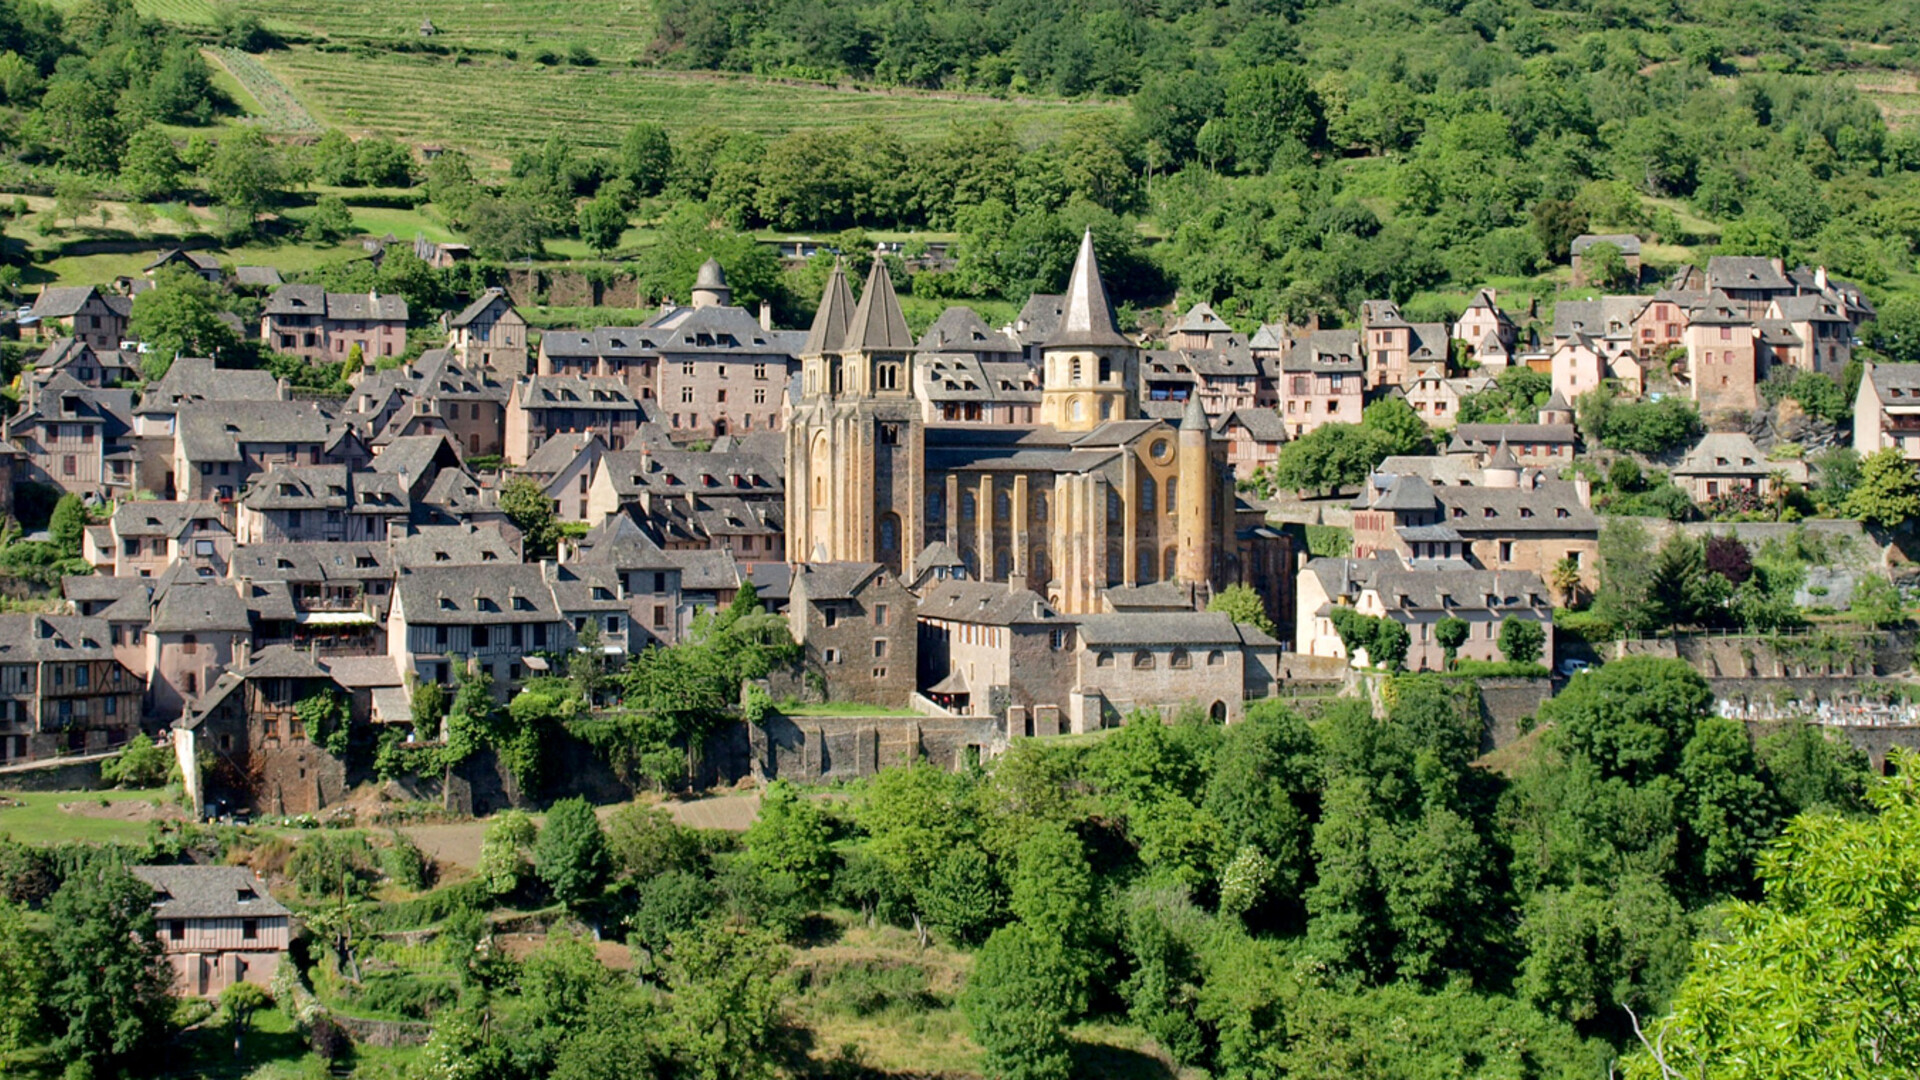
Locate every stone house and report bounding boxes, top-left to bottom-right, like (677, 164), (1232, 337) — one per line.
(1360, 300), (1448, 391)
(651, 305), (802, 440)
(260, 285), (408, 362)
(583, 445), (784, 558)
(1548, 334), (1609, 404)
(1213, 407), (1288, 478)
(144, 249), (222, 284)
(1406, 365), (1494, 427)
(1141, 336), (1265, 418)
(916, 354), (1041, 425)
(25, 286), (131, 349)
(1352, 459), (1599, 591)
(538, 327), (661, 398)
(914, 579), (1075, 726)
(787, 562), (918, 708)
(1706, 255), (1794, 316)
(446, 287), (529, 379)
(96, 500), (233, 579)
(1684, 292), (1764, 414)
(182, 646), (374, 816)
(3, 373), (137, 496)
(1765, 294), (1852, 375)
(173, 401), (368, 502)
(1670, 432), (1807, 503)
(1444, 423), (1576, 468)
(131, 866), (288, 997)
(33, 339), (137, 388)
(1451, 289), (1518, 363)
(0, 615), (143, 764)
(1165, 302), (1237, 350)
(1294, 554), (1554, 672)
(1276, 329), (1364, 438)
(131, 361), (287, 494)
(227, 541), (394, 657)
(147, 579), (253, 720)
(520, 432), (607, 523)
(504, 376), (643, 464)
(1569, 234), (1642, 288)
(1853, 362), (1920, 461)
(1073, 612), (1277, 727)
(1630, 293), (1691, 360)
(387, 563), (572, 700)
(347, 350), (510, 460)
(565, 514), (692, 648)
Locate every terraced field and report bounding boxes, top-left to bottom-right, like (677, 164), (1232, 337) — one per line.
(233, 0), (657, 60)
(260, 47), (1121, 157)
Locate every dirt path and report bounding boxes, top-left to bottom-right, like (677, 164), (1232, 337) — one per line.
(400, 791), (763, 872)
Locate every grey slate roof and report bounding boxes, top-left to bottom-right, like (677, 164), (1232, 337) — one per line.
(131, 865), (288, 920)
(1867, 363), (1920, 402)
(1044, 230), (1131, 349)
(515, 375), (640, 411)
(1280, 329), (1364, 373)
(1570, 233), (1642, 256)
(449, 287), (513, 328)
(792, 562), (884, 602)
(804, 259), (857, 357)
(1707, 255), (1791, 293)
(391, 524), (519, 568)
(571, 513), (675, 569)
(264, 283), (408, 322)
(1013, 294), (1066, 347)
(241, 465), (350, 511)
(234, 266), (283, 287)
(113, 500), (226, 539)
(176, 400), (344, 462)
(1076, 612), (1245, 647)
(841, 258), (914, 353)
(918, 580), (1058, 625)
(396, 563), (560, 624)
(521, 431), (604, 478)
(1446, 423), (1577, 453)
(150, 581), (251, 633)
(1214, 408), (1289, 443)
(136, 358), (282, 416)
(1435, 481), (1599, 534)
(1169, 302), (1231, 335)
(0, 614), (116, 659)
(30, 286), (105, 318)
(918, 307), (1023, 355)
(228, 542), (391, 583)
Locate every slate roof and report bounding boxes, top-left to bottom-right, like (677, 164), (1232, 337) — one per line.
(263, 284), (408, 322)
(841, 258), (914, 353)
(1281, 329), (1364, 373)
(150, 581), (250, 633)
(1707, 255), (1791, 293)
(651, 305), (798, 356)
(1076, 612), (1246, 646)
(670, 548), (741, 591)
(30, 286), (105, 318)
(917, 307), (1023, 355)
(1214, 408), (1289, 443)
(570, 513), (676, 569)
(1570, 233), (1642, 256)
(449, 287), (513, 328)
(803, 259), (856, 357)
(540, 326), (662, 359)
(0, 614), (116, 659)
(1366, 562), (1554, 612)
(545, 562), (628, 613)
(176, 400), (344, 462)
(135, 357), (282, 416)
(919, 355), (1040, 403)
(113, 500), (226, 539)
(1672, 433), (1789, 478)
(8, 374), (135, 436)
(241, 465), (350, 511)
(1770, 294), (1850, 324)
(1687, 290), (1750, 327)
(1013, 294), (1066, 347)
(515, 375), (640, 411)
(1169, 302), (1231, 336)
(1446, 423), (1577, 453)
(521, 431), (604, 478)
(594, 447), (781, 499)
(1867, 363), (1920, 403)
(918, 579), (1058, 625)
(396, 563), (560, 624)
(131, 866), (288, 920)
(234, 266), (283, 287)
(1044, 230), (1131, 349)
(792, 561), (885, 602)
(144, 249), (221, 273)
(1435, 481), (1599, 533)
(228, 542), (392, 583)
(390, 524), (519, 568)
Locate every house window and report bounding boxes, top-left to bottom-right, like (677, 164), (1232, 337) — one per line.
(823, 607), (838, 628)
(874, 639), (888, 659)
(1133, 650), (1155, 670)
(1499, 541), (1514, 562)
(242, 920), (258, 941)
(1170, 648), (1191, 669)
(1096, 651), (1114, 667)
(874, 604), (889, 627)
(1050, 629), (1069, 651)
(169, 920), (185, 941)
(824, 648), (840, 664)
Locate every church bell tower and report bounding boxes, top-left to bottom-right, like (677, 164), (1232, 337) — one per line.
(1040, 229), (1137, 432)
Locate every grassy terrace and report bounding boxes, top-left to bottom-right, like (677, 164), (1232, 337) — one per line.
(0, 786), (175, 845)
(260, 47), (1121, 156)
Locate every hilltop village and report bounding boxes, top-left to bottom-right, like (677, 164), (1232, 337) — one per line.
(0, 232), (1910, 800)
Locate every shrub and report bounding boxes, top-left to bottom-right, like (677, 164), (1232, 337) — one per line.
(380, 831), (432, 892)
(100, 736), (173, 788)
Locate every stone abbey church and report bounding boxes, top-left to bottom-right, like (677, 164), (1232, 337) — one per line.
(787, 232), (1252, 616)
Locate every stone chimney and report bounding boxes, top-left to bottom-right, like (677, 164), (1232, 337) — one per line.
(1769, 257), (1785, 278)
(1815, 265), (1829, 291)
(759, 301), (772, 331)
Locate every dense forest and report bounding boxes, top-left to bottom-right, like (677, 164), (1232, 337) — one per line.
(1, 0), (1917, 340)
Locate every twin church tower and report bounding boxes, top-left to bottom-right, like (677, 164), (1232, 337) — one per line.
(786, 231), (1228, 616)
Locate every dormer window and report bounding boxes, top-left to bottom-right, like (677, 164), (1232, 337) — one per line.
(513, 596), (534, 611)
(592, 587), (613, 601)
(1483, 507), (1496, 518)
(439, 597), (456, 610)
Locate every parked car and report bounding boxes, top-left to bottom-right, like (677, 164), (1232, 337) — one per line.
(1558, 658), (1592, 676)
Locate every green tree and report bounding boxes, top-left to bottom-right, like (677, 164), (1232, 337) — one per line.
(1206, 584), (1276, 636)
(1434, 616), (1470, 667)
(411, 679), (447, 738)
(1580, 240), (1634, 289)
(535, 797), (609, 909)
(741, 780), (834, 902)
(1263, 423), (1392, 496)
(1222, 64), (1319, 170)
(500, 475), (561, 558)
(119, 126), (183, 202)
(477, 809), (537, 898)
(960, 924), (1080, 1080)
(1009, 821), (1093, 952)
(859, 763), (971, 944)
(1539, 657), (1712, 785)
(1498, 616), (1545, 665)
(219, 981), (271, 1060)
(303, 194), (354, 243)
(129, 265), (241, 371)
(465, 195), (553, 260)
(48, 493), (87, 558)
(1626, 755), (1920, 1078)
(352, 135), (413, 187)
(52, 175), (94, 228)
(100, 734), (172, 787)
(616, 122), (673, 196)
(1361, 396), (1435, 456)
(576, 195), (628, 256)
(203, 129), (283, 236)
(1842, 447), (1920, 528)
(1594, 517), (1656, 634)
(919, 844), (1003, 946)
(48, 865), (172, 1073)
(662, 920), (790, 1080)
(0, 898), (46, 1055)
(1849, 573), (1905, 629)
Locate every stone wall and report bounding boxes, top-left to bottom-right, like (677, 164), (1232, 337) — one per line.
(1476, 677), (1553, 751)
(501, 269), (645, 311)
(0, 752), (108, 792)
(1612, 629), (1914, 680)
(754, 713), (1005, 781)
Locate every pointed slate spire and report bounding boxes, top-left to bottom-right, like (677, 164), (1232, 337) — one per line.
(1044, 229), (1131, 349)
(842, 254), (914, 353)
(1487, 436), (1519, 470)
(1180, 391), (1208, 432)
(803, 258), (856, 356)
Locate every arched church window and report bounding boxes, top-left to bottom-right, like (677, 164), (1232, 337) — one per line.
(1164, 477), (1178, 513)
(996, 549), (1010, 578)
(810, 435), (830, 509)
(928, 490), (945, 519)
(1107, 549), (1121, 581)
(1108, 489), (1121, 523)
(1071, 357), (1083, 383)
(1032, 492), (1048, 521)
(1140, 476), (1156, 513)
(1133, 650), (1155, 670)
(1071, 399), (1085, 422)
(1137, 547), (1154, 583)
(1164, 546), (1179, 579)
(996, 490), (1010, 519)
(961, 492), (976, 520)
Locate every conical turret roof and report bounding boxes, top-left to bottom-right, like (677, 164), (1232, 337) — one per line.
(695, 258), (726, 288)
(842, 255), (914, 353)
(804, 258), (856, 356)
(1487, 437), (1519, 470)
(1180, 392), (1208, 432)
(1043, 229), (1132, 349)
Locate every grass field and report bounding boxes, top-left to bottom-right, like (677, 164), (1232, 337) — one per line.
(237, 0), (659, 60)
(0, 787), (177, 845)
(259, 47), (1121, 157)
